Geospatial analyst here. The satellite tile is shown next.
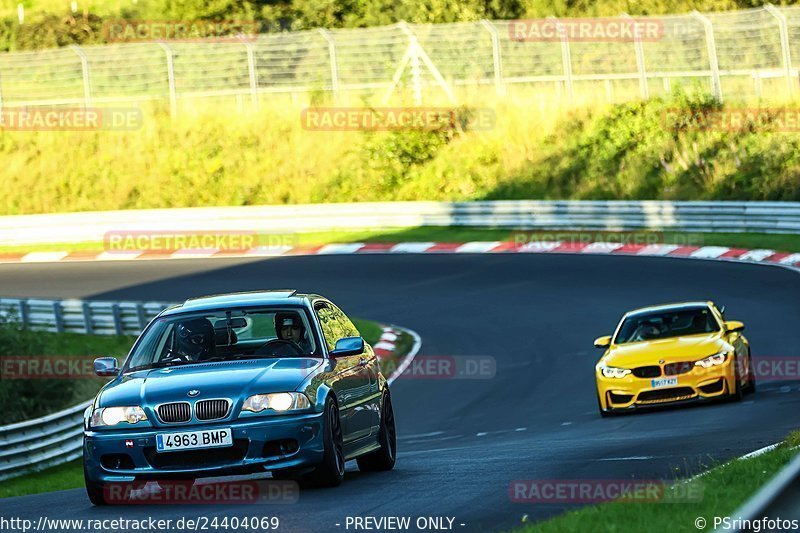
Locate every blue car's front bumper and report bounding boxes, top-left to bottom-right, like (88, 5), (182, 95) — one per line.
(84, 412), (324, 484)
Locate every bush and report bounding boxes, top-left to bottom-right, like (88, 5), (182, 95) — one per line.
(0, 317), (79, 424)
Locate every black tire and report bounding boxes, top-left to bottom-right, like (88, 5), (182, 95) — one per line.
(304, 397), (345, 487)
(84, 463), (108, 506)
(357, 392), (397, 472)
(729, 355), (744, 402)
(597, 393), (611, 418)
(744, 352), (757, 394)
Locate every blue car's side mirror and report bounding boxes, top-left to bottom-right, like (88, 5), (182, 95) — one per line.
(330, 337), (365, 358)
(94, 357), (119, 377)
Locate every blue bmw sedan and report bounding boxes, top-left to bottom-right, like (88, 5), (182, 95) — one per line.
(83, 290), (396, 505)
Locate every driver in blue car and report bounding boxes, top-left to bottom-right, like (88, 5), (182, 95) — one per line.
(175, 318), (216, 360)
(276, 314), (310, 353)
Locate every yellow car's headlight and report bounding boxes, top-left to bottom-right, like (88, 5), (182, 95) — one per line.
(242, 392), (310, 413)
(90, 406), (147, 427)
(695, 351), (728, 368)
(600, 366), (631, 379)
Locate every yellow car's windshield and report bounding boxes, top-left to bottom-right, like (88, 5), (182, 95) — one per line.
(614, 307), (720, 345)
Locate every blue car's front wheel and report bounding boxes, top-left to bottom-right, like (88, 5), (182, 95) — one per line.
(84, 460), (108, 506)
(303, 396), (345, 487)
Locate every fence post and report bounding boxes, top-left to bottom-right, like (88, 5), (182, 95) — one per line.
(81, 301), (94, 334)
(111, 303), (123, 336)
(622, 13), (649, 99)
(549, 17), (574, 101)
(765, 4), (794, 98)
(318, 29), (340, 99)
(398, 23), (424, 105)
(157, 42), (177, 118)
(52, 302), (64, 333)
(239, 37), (259, 109)
(480, 19), (505, 97)
(18, 300), (29, 328)
(692, 11), (722, 102)
(70, 45), (92, 107)
(136, 303), (148, 333)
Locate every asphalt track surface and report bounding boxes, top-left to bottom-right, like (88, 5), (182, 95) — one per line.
(1, 253), (800, 532)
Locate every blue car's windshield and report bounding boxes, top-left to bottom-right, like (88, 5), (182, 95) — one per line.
(126, 308), (319, 372)
(614, 307), (720, 345)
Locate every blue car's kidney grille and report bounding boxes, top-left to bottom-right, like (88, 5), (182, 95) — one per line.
(195, 399), (230, 421)
(157, 402), (191, 423)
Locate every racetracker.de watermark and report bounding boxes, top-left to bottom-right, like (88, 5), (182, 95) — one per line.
(0, 108), (143, 131)
(103, 20), (260, 43)
(508, 18), (665, 42)
(383, 356), (496, 380)
(103, 231), (298, 253)
(664, 108), (800, 132)
(0, 356), (99, 379)
(103, 480), (298, 505)
(300, 107), (496, 131)
(508, 231), (704, 247)
(509, 479), (703, 503)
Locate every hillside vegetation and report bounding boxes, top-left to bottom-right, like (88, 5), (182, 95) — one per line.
(3, 91), (800, 216)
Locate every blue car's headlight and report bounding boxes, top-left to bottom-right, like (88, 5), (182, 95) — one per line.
(695, 351), (728, 368)
(90, 406), (147, 427)
(242, 392), (311, 413)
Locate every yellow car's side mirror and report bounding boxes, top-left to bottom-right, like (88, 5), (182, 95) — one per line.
(724, 320), (745, 333)
(594, 335), (612, 349)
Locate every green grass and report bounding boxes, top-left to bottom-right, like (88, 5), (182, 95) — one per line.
(0, 459), (84, 498)
(0, 329), (136, 424)
(4, 228), (800, 256)
(516, 432), (800, 533)
(3, 93), (800, 216)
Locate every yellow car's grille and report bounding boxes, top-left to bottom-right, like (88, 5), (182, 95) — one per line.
(637, 387), (696, 404)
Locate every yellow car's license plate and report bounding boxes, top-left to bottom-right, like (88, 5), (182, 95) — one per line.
(650, 377), (678, 389)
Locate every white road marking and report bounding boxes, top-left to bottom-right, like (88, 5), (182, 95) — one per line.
(20, 251), (69, 262)
(597, 456), (655, 461)
(456, 241), (502, 253)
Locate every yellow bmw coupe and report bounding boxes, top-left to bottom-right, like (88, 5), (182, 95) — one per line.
(594, 301), (755, 417)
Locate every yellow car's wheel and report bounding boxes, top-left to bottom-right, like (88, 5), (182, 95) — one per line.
(597, 393), (612, 418)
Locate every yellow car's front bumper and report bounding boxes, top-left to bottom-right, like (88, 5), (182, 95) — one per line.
(596, 360), (736, 412)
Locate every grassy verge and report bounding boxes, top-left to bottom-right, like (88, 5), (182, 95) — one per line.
(516, 432), (800, 533)
(5, 94), (800, 216)
(4, 228), (800, 256)
(0, 328), (136, 424)
(0, 459), (84, 498)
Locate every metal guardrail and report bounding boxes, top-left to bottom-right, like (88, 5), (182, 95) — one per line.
(2, 200), (800, 247)
(0, 401), (90, 482)
(0, 298), (175, 335)
(719, 450), (800, 530)
(0, 298), (176, 481)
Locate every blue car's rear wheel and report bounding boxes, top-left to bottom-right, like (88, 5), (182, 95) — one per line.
(304, 397), (345, 487)
(357, 392), (396, 471)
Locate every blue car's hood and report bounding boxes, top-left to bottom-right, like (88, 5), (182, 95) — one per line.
(100, 358), (322, 408)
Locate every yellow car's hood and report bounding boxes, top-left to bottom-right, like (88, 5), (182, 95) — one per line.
(603, 334), (728, 367)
